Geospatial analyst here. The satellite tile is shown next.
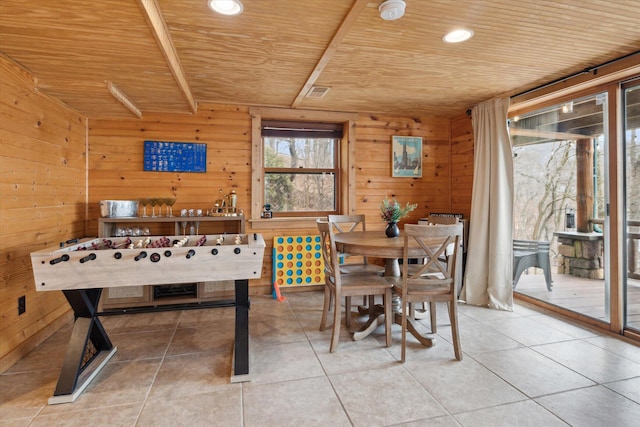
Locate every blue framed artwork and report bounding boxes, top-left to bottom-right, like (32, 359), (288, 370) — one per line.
(143, 140), (207, 173)
(391, 136), (422, 177)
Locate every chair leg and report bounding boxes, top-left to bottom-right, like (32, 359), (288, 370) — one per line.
(384, 289), (392, 347)
(401, 298), (408, 363)
(448, 300), (462, 361)
(345, 296), (352, 329)
(330, 291), (341, 353)
(429, 301), (437, 333)
(319, 286), (331, 331)
(542, 258), (553, 291)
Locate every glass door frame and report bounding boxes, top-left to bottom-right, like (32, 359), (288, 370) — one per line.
(622, 79), (640, 340)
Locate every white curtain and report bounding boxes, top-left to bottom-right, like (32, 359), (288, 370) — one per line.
(460, 97), (513, 310)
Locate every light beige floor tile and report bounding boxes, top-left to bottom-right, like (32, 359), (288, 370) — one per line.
(484, 316), (576, 346)
(527, 314), (600, 339)
(454, 400), (568, 427)
(457, 303), (523, 322)
(584, 335), (640, 363)
(390, 415), (461, 426)
(177, 306), (235, 328)
(249, 340), (324, 385)
(0, 419), (32, 427)
(310, 337), (396, 375)
(39, 359), (160, 414)
(441, 320), (522, 355)
(29, 403), (142, 427)
(250, 312), (308, 347)
(604, 377), (640, 404)
(99, 314), (125, 333)
(535, 385), (640, 426)
(5, 340), (67, 374)
(110, 330), (174, 362)
(329, 365), (447, 426)
(110, 310), (182, 334)
(473, 347), (594, 397)
(147, 352), (233, 400)
(0, 370), (57, 420)
(166, 326), (234, 356)
(295, 305), (364, 342)
(243, 376), (351, 426)
(138, 386), (242, 427)
(404, 358), (526, 413)
(374, 326), (460, 362)
(533, 340), (640, 383)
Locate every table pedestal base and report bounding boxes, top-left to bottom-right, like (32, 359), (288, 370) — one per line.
(352, 298), (434, 347)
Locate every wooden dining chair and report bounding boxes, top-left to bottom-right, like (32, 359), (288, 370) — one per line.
(316, 219), (393, 352)
(393, 223), (463, 362)
(327, 214), (382, 275)
(418, 216), (461, 332)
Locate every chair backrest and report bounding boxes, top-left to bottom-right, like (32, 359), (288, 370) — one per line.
(327, 214), (367, 233)
(327, 214), (371, 266)
(427, 215), (459, 225)
(316, 219), (341, 290)
(401, 223), (463, 294)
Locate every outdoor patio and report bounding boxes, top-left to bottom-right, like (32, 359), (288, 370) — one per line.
(514, 272), (640, 331)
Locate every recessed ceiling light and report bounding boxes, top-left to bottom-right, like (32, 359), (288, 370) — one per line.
(443, 29), (474, 43)
(208, 0), (244, 16)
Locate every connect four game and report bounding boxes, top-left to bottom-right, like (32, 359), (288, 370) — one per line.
(272, 235), (324, 288)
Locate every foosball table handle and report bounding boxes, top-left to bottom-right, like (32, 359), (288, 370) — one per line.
(49, 254), (70, 265)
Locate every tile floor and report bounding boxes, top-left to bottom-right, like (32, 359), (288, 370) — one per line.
(1, 291), (640, 426)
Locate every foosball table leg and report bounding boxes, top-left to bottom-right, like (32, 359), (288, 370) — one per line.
(231, 279), (250, 382)
(49, 289), (117, 404)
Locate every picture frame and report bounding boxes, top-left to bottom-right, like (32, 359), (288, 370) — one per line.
(391, 136), (422, 177)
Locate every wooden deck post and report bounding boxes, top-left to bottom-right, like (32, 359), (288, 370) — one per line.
(576, 138), (594, 233)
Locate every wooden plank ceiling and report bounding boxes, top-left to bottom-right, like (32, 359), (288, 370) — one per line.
(1, 0), (639, 119)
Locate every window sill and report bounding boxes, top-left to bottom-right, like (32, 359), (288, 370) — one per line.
(249, 217), (323, 230)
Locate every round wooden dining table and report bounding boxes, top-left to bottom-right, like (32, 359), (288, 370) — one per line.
(333, 230), (436, 347)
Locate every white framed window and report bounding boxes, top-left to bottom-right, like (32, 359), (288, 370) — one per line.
(250, 108), (357, 225)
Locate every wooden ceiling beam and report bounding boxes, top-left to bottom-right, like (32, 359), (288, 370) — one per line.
(107, 81), (142, 118)
(290, 0), (369, 108)
(137, 0), (197, 113)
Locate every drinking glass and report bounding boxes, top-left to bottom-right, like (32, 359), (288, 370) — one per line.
(149, 198), (158, 217)
(167, 198), (176, 217)
(157, 198), (165, 217)
(139, 198), (149, 217)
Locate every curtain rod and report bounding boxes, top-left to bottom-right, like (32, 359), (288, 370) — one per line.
(511, 50), (640, 99)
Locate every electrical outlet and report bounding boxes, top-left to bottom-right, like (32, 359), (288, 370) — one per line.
(18, 296), (26, 315)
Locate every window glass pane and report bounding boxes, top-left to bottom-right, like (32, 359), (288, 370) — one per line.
(510, 92), (610, 323)
(624, 83), (640, 332)
(265, 172), (335, 212)
(264, 137), (335, 169)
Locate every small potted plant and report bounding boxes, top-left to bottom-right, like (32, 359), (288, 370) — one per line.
(380, 196), (417, 237)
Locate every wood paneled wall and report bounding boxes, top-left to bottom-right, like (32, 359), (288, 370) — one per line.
(450, 112), (474, 219)
(354, 113), (454, 225)
(0, 56), (84, 371)
(88, 107), (464, 293)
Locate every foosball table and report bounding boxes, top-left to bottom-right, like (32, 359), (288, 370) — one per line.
(30, 233), (265, 404)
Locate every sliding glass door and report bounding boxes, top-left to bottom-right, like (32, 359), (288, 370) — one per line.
(623, 82), (640, 333)
(510, 93), (610, 323)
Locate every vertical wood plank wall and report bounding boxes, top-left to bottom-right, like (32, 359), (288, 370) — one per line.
(354, 113), (454, 224)
(89, 108), (467, 293)
(1, 55), (475, 370)
(450, 113), (474, 219)
(0, 57), (85, 370)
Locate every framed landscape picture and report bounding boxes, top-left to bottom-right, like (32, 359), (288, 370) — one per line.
(392, 136), (422, 177)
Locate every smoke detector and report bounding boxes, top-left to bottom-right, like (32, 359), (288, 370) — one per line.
(379, 0), (406, 21)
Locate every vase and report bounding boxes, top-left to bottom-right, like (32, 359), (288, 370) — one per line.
(385, 222), (400, 238)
